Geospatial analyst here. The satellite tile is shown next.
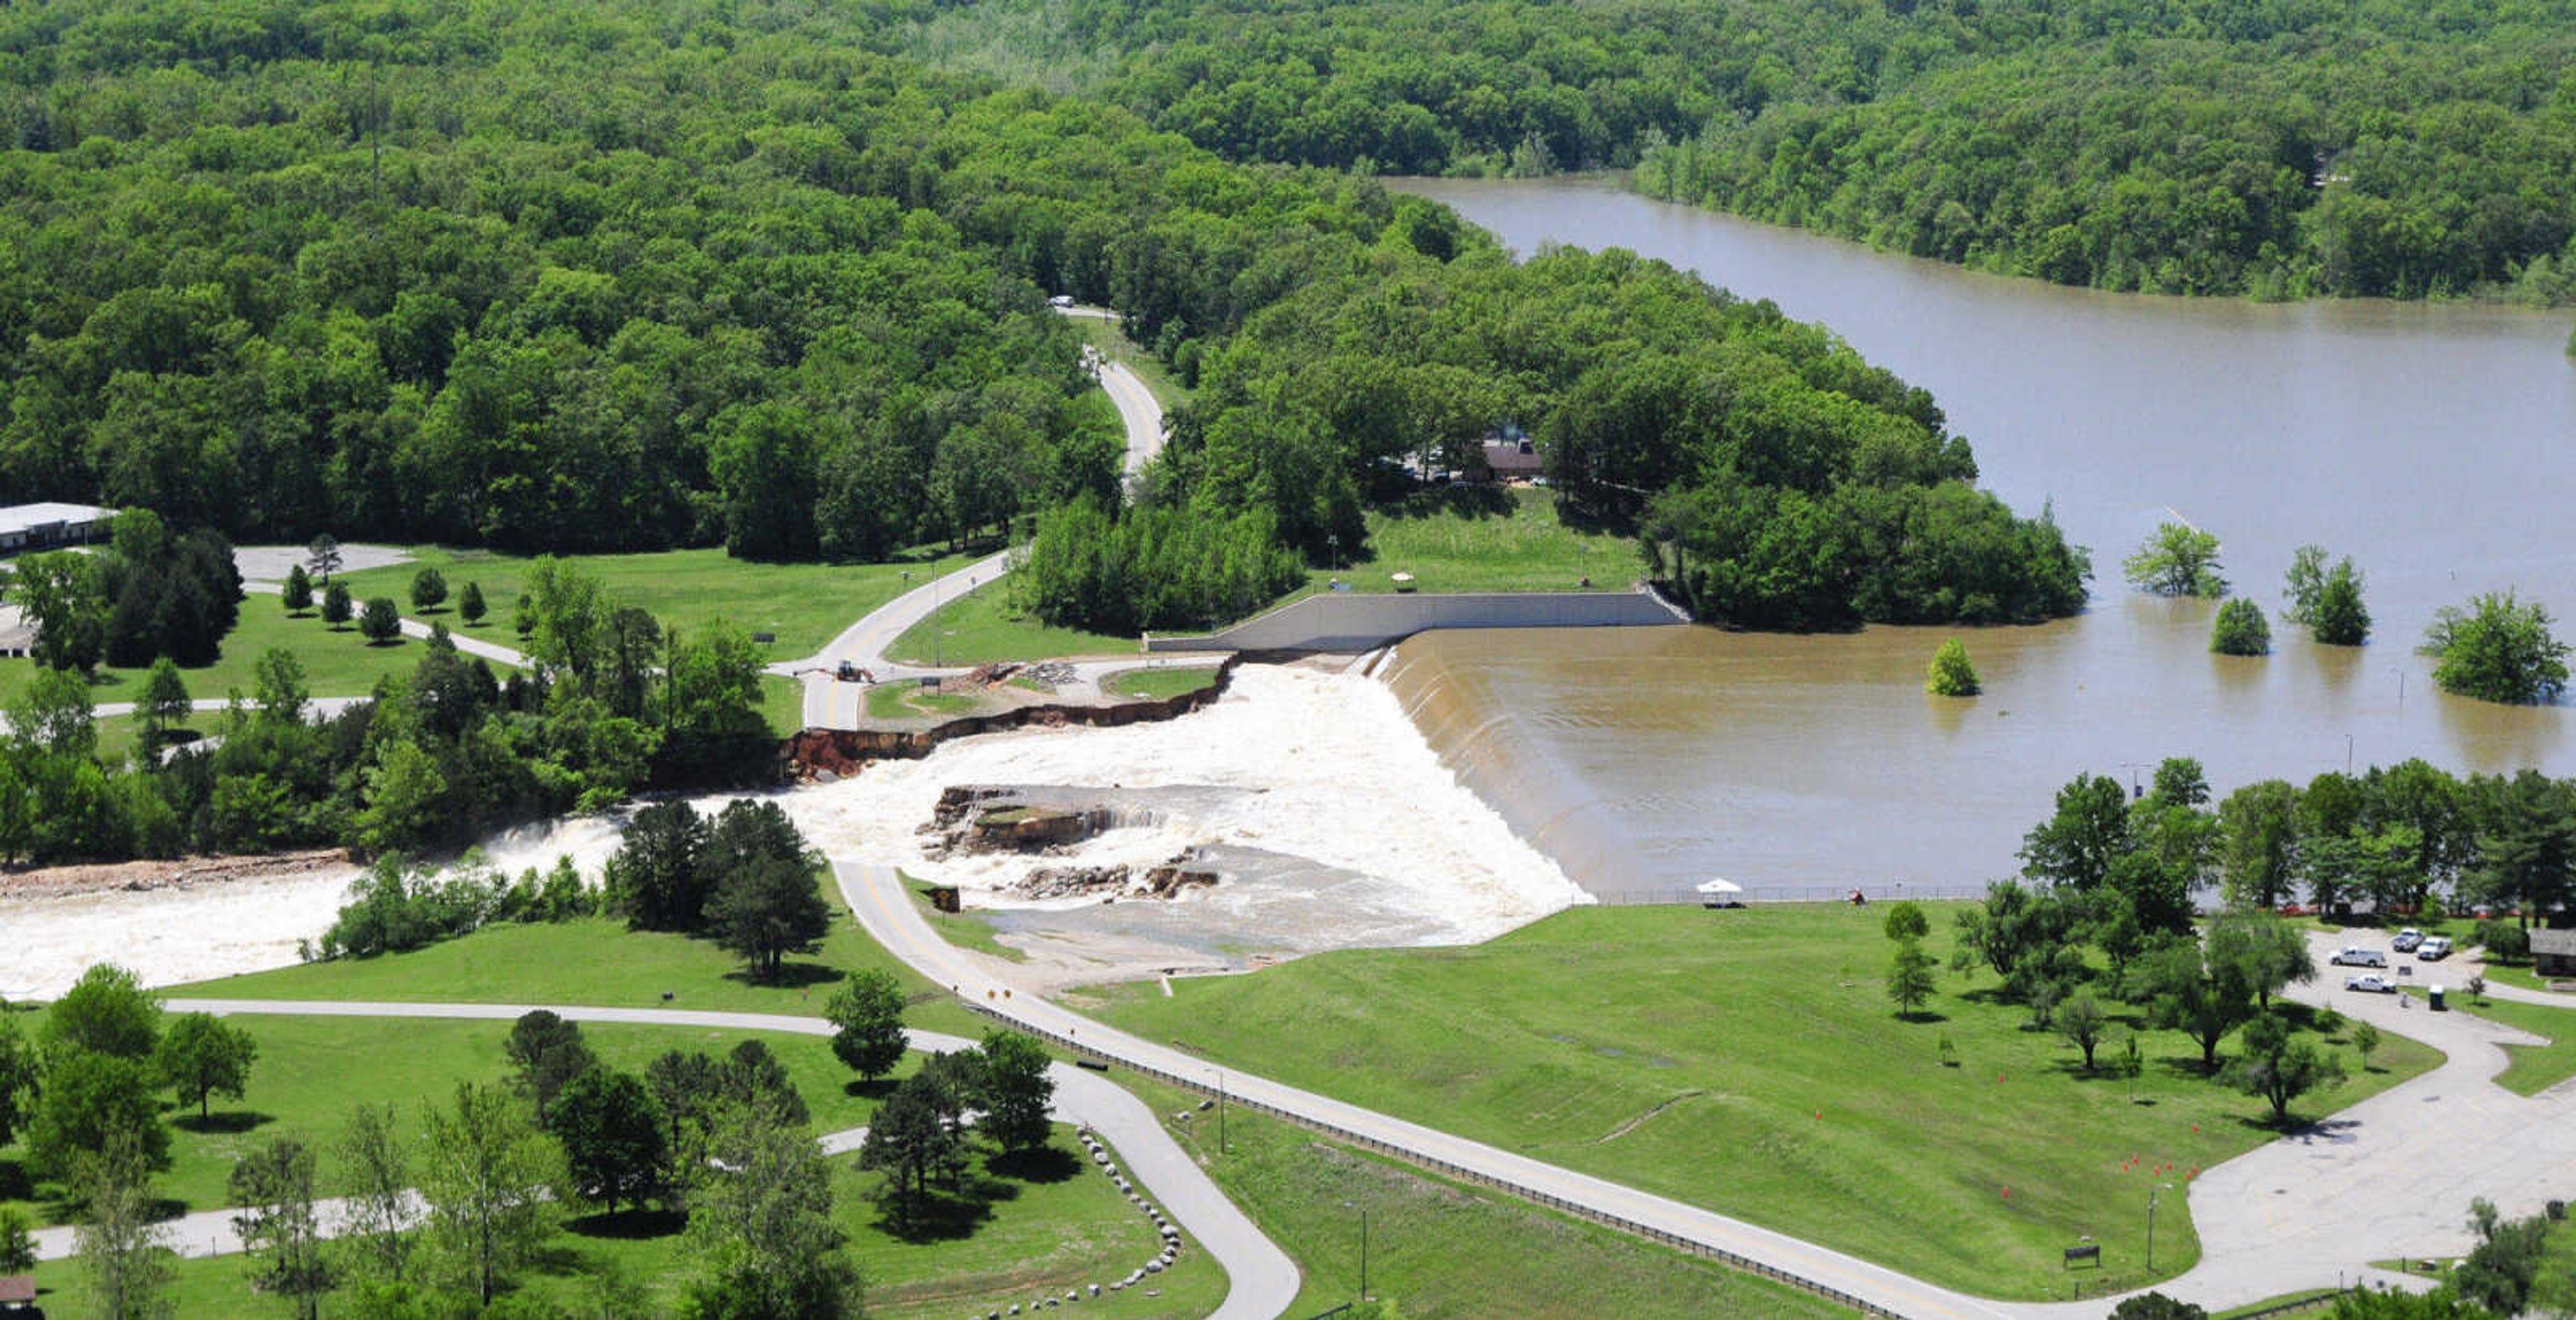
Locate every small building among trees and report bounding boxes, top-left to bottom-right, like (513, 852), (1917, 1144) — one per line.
(2530, 927), (2576, 979)
(0, 501), (111, 555)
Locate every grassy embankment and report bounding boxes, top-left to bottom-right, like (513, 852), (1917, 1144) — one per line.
(865, 681), (983, 721)
(1077, 903), (2439, 1301)
(1102, 666), (1221, 701)
(887, 485), (1641, 665)
(1118, 1069), (1857, 1319)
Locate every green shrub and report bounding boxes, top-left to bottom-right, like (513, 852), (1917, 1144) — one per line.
(2210, 598), (2271, 655)
(1925, 637), (1981, 696)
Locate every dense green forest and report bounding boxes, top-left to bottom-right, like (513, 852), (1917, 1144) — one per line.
(907, 0), (2576, 301)
(0, 550), (770, 865)
(0, 0), (2084, 643)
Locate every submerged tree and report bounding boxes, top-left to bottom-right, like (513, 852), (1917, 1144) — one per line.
(2210, 598), (2272, 656)
(2124, 522), (2226, 598)
(2286, 546), (2371, 645)
(2426, 591), (2569, 704)
(1925, 637), (1981, 696)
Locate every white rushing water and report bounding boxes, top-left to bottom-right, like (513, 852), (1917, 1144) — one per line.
(3, 665), (1585, 997)
(780, 665), (1589, 946)
(1, 867), (366, 1000)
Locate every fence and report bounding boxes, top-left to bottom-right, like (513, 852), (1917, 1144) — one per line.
(973, 1000), (1907, 1319)
(1587, 883), (1992, 908)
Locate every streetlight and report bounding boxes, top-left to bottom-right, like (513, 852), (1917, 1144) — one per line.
(2345, 732), (2355, 776)
(2147, 1182), (2171, 1272)
(1343, 1201), (1369, 1303)
(1215, 1068), (1227, 1155)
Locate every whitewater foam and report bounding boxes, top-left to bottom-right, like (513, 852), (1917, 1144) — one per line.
(3, 664), (1585, 997)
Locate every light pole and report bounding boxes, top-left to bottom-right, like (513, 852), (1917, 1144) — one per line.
(932, 570), (942, 669)
(1344, 1201), (1368, 1303)
(1216, 1068), (1227, 1155)
(2346, 732), (2355, 775)
(2147, 1182), (2171, 1272)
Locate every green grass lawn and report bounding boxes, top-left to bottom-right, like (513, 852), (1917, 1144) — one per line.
(865, 681), (983, 721)
(759, 671), (805, 736)
(23, 1109), (1215, 1320)
(180, 910), (990, 1040)
(0, 601), (441, 710)
(885, 580), (1138, 667)
(1114, 1071), (1858, 1319)
(1102, 666), (1218, 701)
(334, 545), (977, 661)
(1303, 485), (1640, 597)
(0, 1013), (873, 1224)
(1077, 904), (2438, 1301)
(902, 872), (1027, 964)
(2430, 991), (2576, 1095)
(2474, 958), (2574, 995)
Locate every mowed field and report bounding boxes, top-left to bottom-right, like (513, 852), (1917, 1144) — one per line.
(336, 545), (977, 661)
(1079, 903), (2440, 1300)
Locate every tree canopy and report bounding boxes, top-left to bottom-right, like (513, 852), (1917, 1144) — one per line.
(2426, 591), (2570, 704)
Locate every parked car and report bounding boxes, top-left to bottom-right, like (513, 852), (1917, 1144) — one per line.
(2418, 936), (2455, 960)
(2331, 946), (2389, 967)
(2345, 973), (2400, 993)
(1048, 294), (1075, 308)
(2392, 928), (2425, 952)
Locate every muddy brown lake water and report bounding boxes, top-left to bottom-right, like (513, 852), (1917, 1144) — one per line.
(1387, 176), (2576, 896)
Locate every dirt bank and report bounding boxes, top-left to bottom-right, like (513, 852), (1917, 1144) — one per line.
(0, 848), (352, 901)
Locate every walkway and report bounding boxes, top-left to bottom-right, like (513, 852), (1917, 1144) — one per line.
(81, 998), (1300, 1320)
(2015, 929), (2576, 1315)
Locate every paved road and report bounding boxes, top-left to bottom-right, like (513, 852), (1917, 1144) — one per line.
(780, 347), (1179, 732)
(136, 997), (1295, 1319)
(1102, 361), (1166, 479)
(835, 860), (1998, 1318)
(840, 861), (2576, 1319)
(2010, 928), (2576, 1316)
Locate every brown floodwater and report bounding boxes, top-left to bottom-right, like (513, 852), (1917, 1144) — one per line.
(1382, 177), (2576, 897)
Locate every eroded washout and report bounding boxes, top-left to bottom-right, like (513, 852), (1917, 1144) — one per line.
(2, 664), (1586, 996)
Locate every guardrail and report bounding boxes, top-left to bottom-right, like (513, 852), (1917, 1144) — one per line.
(1588, 884), (1992, 908)
(2227, 1286), (2356, 1319)
(972, 1001), (1905, 1319)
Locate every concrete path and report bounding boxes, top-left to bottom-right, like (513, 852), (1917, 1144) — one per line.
(137, 997), (1296, 1320)
(392, 614), (526, 667)
(2009, 928), (2576, 1316)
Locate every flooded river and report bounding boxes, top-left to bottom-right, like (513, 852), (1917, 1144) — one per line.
(1388, 177), (2576, 896)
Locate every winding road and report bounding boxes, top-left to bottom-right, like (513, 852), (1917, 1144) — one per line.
(780, 345), (1220, 732)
